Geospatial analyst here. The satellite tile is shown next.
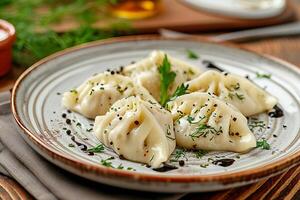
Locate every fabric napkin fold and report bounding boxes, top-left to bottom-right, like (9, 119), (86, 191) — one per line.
(0, 91), (185, 200)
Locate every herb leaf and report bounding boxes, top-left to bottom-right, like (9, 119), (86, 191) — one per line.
(87, 144), (105, 153)
(187, 115), (206, 124)
(256, 139), (270, 150)
(187, 49), (199, 59)
(228, 92), (245, 101)
(158, 55), (176, 107)
(190, 124), (221, 141)
(256, 72), (271, 79)
(195, 149), (208, 159)
(169, 84), (189, 101)
(100, 157), (114, 167)
(248, 118), (266, 132)
(171, 148), (186, 161)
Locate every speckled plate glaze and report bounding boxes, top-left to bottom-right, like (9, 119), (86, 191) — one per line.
(12, 36), (300, 193)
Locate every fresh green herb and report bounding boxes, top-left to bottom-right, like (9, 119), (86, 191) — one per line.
(190, 124), (222, 141)
(127, 167), (136, 171)
(169, 84), (189, 101)
(87, 144), (105, 153)
(117, 164), (124, 169)
(200, 163), (209, 168)
(150, 155), (155, 162)
(235, 93), (245, 100)
(256, 72), (271, 79)
(70, 89), (78, 94)
(86, 128), (93, 132)
(171, 149), (186, 161)
(158, 55), (176, 107)
(195, 149), (209, 159)
(68, 143), (75, 148)
(186, 49), (199, 59)
(187, 115), (195, 124)
(229, 83), (240, 90)
(0, 1), (131, 67)
(256, 139), (270, 150)
(228, 92), (244, 101)
(100, 157), (114, 167)
(187, 115), (205, 124)
(248, 118), (266, 132)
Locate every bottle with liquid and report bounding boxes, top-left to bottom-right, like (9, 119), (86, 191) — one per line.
(110, 0), (161, 19)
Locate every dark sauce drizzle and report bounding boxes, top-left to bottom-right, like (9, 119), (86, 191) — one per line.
(62, 112), (94, 156)
(268, 105), (284, 118)
(71, 136), (87, 151)
(153, 163), (178, 172)
(212, 159), (235, 167)
(202, 60), (224, 72)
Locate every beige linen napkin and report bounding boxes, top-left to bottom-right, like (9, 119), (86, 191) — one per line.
(0, 91), (185, 200)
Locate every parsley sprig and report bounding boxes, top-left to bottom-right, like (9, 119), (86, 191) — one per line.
(256, 139), (270, 150)
(158, 55), (176, 106)
(169, 84), (189, 101)
(186, 49), (199, 59)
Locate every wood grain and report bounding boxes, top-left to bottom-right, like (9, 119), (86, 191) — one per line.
(181, 165), (300, 200)
(132, 0), (296, 33)
(0, 175), (33, 200)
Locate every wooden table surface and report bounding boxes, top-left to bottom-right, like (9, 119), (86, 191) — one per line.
(1, 2), (300, 200)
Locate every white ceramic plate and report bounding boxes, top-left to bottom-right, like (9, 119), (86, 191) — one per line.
(180, 0), (286, 19)
(12, 36), (300, 192)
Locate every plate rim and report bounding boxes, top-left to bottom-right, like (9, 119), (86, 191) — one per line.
(11, 35), (300, 184)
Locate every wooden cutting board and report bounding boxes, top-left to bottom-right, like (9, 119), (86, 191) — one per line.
(132, 0), (297, 33)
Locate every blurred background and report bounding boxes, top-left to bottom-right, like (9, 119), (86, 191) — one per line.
(0, 0), (299, 85)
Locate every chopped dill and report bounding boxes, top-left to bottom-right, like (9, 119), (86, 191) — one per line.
(186, 49), (199, 59)
(256, 72), (271, 79)
(87, 144), (105, 153)
(195, 149), (209, 159)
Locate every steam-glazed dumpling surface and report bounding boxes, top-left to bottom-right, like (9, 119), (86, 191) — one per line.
(94, 96), (176, 168)
(122, 50), (201, 100)
(167, 92), (256, 152)
(186, 70), (277, 116)
(62, 73), (155, 119)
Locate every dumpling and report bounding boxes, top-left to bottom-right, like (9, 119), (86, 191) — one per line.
(62, 73), (155, 119)
(167, 92), (256, 152)
(94, 96), (176, 168)
(122, 50), (201, 101)
(186, 70), (277, 116)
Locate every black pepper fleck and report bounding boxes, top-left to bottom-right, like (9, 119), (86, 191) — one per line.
(179, 160), (185, 166)
(66, 119), (71, 124)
